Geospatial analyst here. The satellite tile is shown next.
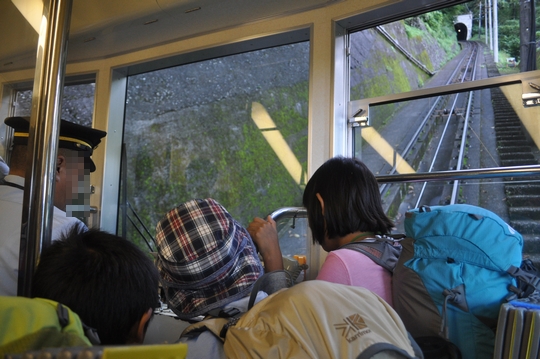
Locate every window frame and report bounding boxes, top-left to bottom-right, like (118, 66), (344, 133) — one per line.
(101, 28), (311, 232)
(335, 0), (540, 182)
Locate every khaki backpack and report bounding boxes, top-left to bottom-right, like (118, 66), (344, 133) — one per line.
(184, 280), (423, 359)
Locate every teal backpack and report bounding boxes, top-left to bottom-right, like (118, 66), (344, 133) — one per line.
(0, 296), (97, 357)
(393, 204), (538, 359)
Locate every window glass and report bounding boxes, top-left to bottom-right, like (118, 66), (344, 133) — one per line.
(349, 1), (538, 102)
(122, 42), (310, 250)
(13, 83), (96, 127)
(348, 1), (540, 262)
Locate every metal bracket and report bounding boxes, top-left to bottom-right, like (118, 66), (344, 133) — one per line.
(523, 82), (540, 107)
(348, 106), (370, 127)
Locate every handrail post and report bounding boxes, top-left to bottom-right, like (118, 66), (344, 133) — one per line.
(18, 0), (73, 297)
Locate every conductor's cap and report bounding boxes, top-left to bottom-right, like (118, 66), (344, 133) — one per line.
(4, 116), (107, 172)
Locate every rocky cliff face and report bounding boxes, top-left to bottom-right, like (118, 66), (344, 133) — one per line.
(123, 43), (310, 232)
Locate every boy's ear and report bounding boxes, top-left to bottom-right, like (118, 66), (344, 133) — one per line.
(128, 308), (153, 344)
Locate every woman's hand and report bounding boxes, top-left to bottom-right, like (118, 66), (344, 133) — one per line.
(247, 216), (283, 271)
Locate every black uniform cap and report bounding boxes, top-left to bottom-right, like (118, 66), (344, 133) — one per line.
(4, 116), (107, 172)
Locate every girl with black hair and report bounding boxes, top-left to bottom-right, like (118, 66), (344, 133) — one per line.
(248, 156), (395, 305)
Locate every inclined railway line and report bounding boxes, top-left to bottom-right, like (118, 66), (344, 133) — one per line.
(371, 42), (482, 225)
(375, 42), (540, 263)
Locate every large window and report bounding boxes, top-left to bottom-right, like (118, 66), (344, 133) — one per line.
(121, 41), (310, 249)
(346, 1), (540, 261)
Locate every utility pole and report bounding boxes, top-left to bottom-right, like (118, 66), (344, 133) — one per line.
(485, 0), (490, 46)
(488, 0), (493, 50)
(520, 0), (537, 71)
(493, 0), (498, 63)
(479, 1), (483, 40)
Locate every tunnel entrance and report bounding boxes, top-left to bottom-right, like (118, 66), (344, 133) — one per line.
(455, 22), (468, 41)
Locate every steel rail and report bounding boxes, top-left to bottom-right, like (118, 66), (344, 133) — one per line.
(450, 43), (481, 204)
(378, 43), (473, 196)
(415, 43), (478, 207)
(376, 164), (540, 183)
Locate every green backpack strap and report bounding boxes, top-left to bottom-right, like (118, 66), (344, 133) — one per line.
(55, 301), (101, 345)
(0, 296), (93, 357)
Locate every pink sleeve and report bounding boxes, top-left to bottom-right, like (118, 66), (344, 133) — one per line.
(316, 252), (353, 285)
(316, 249), (394, 306)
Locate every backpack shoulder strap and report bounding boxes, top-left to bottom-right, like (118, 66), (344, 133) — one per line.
(340, 234), (404, 272)
(181, 270), (294, 342)
(181, 317), (233, 341)
(0, 296), (94, 355)
(247, 270), (293, 310)
(506, 260), (540, 300)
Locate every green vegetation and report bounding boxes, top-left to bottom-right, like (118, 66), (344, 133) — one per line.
(497, 49), (520, 74)
(498, 19), (521, 59)
(416, 10), (461, 61)
(417, 50), (434, 72)
(124, 82), (308, 249)
(404, 24), (423, 40)
(471, 0), (539, 68)
(360, 56), (411, 129)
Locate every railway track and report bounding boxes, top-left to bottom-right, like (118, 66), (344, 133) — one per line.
(377, 42), (481, 229)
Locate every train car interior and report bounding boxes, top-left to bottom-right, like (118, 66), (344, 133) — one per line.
(1, 0), (540, 357)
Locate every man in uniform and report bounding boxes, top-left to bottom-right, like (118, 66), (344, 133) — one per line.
(0, 116), (106, 296)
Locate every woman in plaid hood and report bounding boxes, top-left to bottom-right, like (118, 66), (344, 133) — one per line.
(155, 198), (272, 319)
(154, 198), (290, 358)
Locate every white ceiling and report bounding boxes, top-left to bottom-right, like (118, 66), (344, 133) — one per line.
(0, 0), (337, 72)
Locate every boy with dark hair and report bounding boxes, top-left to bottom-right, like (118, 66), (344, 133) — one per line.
(32, 225), (160, 345)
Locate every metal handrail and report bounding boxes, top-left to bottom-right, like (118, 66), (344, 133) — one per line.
(266, 166), (540, 222)
(18, 0), (73, 297)
(375, 164), (540, 184)
(269, 207), (307, 222)
(349, 69), (540, 122)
